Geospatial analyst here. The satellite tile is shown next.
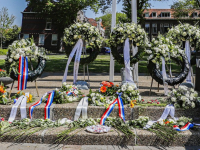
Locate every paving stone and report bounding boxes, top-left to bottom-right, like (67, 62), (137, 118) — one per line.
(81, 145), (107, 150)
(107, 145), (133, 150)
(63, 145), (82, 150)
(0, 142), (37, 150)
(35, 144), (63, 150)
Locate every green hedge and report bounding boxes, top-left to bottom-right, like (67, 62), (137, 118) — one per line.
(0, 49), (8, 55)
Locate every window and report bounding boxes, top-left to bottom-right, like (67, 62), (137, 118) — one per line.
(23, 34), (29, 39)
(145, 13), (149, 17)
(193, 12), (198, 17)
(45, 19), (52, 30)
(39, 34), (45, 45)
(164, 23), (169, 33)
(51, 34), (58, 45)
(160, 24), (163, 34)
(161, 12), (170, 17)
(152, 12), (157, 17)
(152, 24), (157, 34)
(170, 24), (173, 28)
(145, 23), (150, 33)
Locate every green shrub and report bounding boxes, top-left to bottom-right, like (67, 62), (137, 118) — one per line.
(0, 49), (8, 55)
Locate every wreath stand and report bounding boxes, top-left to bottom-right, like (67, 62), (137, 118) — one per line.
(8, 58), (40, 98)
(82, 42), (90, 88)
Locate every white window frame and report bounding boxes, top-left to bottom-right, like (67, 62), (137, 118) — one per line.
(145, 23), (150, 33)
(51, 34), (58, 45)
(23, 34), (29, 39)
(193, 12), (198, 17)
(39, 34), (45, 45)
(145, 13), (149, 17)
(152, 23), (157, 34)
(161, 12), (171, 17)
(45, 19), (52, 30)
(152, 12), (157, 17)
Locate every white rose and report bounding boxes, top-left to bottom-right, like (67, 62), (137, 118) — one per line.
(62, 82), (67, 86)
(74, 90), (78, 95)
(91, 93), (95, 97)
(14, 54), (20, 60)
(127, 86), (133, 91)
(171, 97), (176, 102)
(182, 32), (187, 36)
(68, 97), (73, 102)
(9, 58), (13, 63)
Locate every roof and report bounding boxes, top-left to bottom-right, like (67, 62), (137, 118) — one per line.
(144, 9), (200, 19)
(87, 18), (97, 27)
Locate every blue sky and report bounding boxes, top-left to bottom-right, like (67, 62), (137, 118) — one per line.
(0, 0), (175, 27)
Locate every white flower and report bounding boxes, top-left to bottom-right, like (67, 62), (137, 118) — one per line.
(182, 32), (187, 36)
(91, 93), (95, 97)
(171, 97), (176, 102)
(68, 97), (73, 102)
(62, 82), (67, 86)
(74, 90), (78, 95)
(127, 86), (133, 91)
(14, 54), (20, 60)
(121, 85), (126, 91)
(9, 58), (13, 63)
(191, 102), (195, 108)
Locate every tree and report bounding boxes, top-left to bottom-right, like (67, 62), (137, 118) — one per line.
(0, 7), (15, 49)
(96, 11), (128, 37)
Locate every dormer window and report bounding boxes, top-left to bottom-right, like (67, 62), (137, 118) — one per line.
(193, 12), (198, 17)
(152, 12), (157, 17)
(45, 19), (52, 30)
(145, 13), (149, 17)
(161, 12), (171, 17)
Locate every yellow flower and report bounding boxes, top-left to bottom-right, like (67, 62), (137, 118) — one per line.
(29, 94), (33, 101)
(2, 95), (6, 98)
(130, 100), (137, 108)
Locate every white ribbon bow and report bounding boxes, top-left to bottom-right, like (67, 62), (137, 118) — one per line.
(161, 57), (168, 96)
(74, 97), (88, 121)
(185, 40), (192, 83)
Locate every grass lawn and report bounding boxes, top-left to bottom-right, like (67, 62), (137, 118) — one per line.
(0, 54), (196, 73)
(0, 49), (8, 55)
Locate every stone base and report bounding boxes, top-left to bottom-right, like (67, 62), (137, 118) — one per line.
(0, 77), (13, 86)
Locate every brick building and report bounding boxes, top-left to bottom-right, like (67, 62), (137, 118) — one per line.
(143, 9), (200, 41)
(20, 8), (105, 53)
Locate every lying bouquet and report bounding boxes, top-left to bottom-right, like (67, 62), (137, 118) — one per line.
(167, 86), (199, 109)
(99, 81), (119, 96)
(12, 91), (34, 103)
(87, 91), (112, 107)
(0, 84), (8, 104)
(0, 69), (7, 77)
(128, 116), (150, 128)
(115, 83), (141, 105)
(52, 83), (83, 104)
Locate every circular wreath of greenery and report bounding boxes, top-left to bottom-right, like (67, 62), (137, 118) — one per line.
(109, 23), (149, 65)
(167, 23), (200, 65)
(147, 53), (189, 86)
(63, 23), (102, 65)
(5, 38), (47, 82)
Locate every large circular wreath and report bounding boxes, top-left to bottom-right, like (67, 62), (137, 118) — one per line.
(5, 38), (47, 81)
(147, 35), (189, 86)
(109, 23), (149, 65)
(63, 23), (102, 65)
(147, 54), (189, 86)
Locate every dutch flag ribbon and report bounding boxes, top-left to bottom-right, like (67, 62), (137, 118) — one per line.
(173, 122), (194, 131)
(29, 92), (48, 119)
(18, 56), (28, 91)
(100, 93), (125, 125)
(44, 91), (55, 120)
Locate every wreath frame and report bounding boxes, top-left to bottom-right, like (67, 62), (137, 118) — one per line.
(147, 54), (189, 86)
(63, 23), (101, 65)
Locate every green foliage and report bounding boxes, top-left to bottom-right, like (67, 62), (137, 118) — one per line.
(96, 12), (128, 37)
(0, 49), (7, 55)
(4, 25), (21, 46)
(26, 0), (100, 35)
(0, 7), (15, 49)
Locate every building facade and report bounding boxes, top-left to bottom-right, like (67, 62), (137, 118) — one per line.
(143, 9), (200, 41)
(20, 8), (105, 52)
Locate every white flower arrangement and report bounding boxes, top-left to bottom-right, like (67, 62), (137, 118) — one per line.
(167, 24), (200, 49)
(63, 23), (102, 48)
(147, 34), (184, 64)
(167, 86), (199, 109)
(115, 83), (141, 105)
(87, 92), (112, 107)
(109, 23), (149, 48)
(5, 38), (47, 74)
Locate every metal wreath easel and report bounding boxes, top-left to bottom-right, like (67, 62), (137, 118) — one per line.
(82, 41), (90, 87)
(9, 58), (40, 98)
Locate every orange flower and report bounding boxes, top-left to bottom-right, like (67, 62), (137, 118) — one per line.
(165, 121), (170, 124)
(0, 86), (5, 93)
(101, 81), (109, 86)
(100, 86), (107, 93)
(116, 85), (119, 87)
(130, 100), (137, 108)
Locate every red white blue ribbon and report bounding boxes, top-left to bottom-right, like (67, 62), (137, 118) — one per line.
(173, 122), (194, 131)
(100, 93), (125, 125)
(44, 91), (55, 120)
(29, 93), (47, 119)
(18, 56), (28, 91)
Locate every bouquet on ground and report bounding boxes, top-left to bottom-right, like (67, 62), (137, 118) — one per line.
(12, 91), (34, 103)
(99, 81), (119, 96)
(0, 69), (7, 77)
(0, 84), (8, 104)
(51, 83), (83, 104)
(128, 116), (150, 128)
(167, 86), (199, 109)
(87, 91), (113, 107)
(111, 83), (141, 105)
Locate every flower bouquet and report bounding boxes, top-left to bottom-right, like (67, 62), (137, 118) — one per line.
(0, 84), (8, 104)
(12, 91), (34, 103)
(87, 91), (112, 107)
(51, 83), (83, 104)
(128, 116), (150, 128)
(112, 83), (141, 105)
(167, 86), (199, 109)
(99, 81), (119, 96)
(0, 69), (7, 77)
